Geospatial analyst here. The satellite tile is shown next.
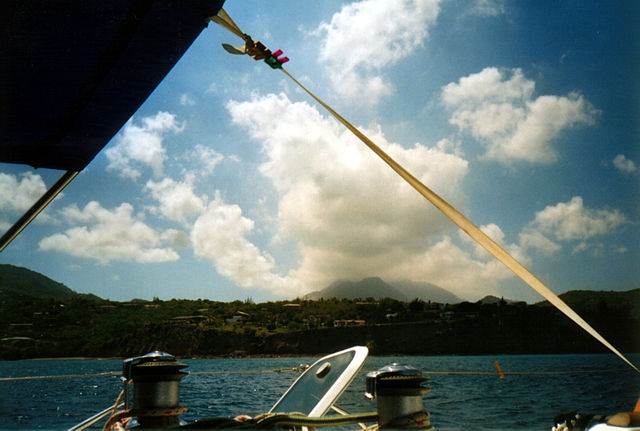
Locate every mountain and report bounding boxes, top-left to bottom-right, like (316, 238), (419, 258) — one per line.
(0, 264), (102, 302)
(304, 277), (404, 300)
(392, 280), (461, 304)
(304, 277), (460, 303)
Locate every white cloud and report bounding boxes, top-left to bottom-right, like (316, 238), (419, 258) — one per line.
(516, 197), (626, 257)
(38, 201), (179, 264)
(612, 154), (638, 175)
(518, 228), (560, 254)
(194, 145), (224, 175)
(380, 235), (517, 301)
(468, 0), (506, 16)
(460, 222), (528, 263)
(571, 242), (589, 255)
(226, 93), (496, 296)
(191, 191), (302, 296)
(313, 0), (440, 104)
(0, 171), (47, 230)
(145, 177), (206, 224)
(180, 94), (196, 106)
(161, 229), (191, 248)
(531, 197), (626, 242)
(206, 82), (218, 94)
(442, 68), (534, 106)
(105, 112), (184, 180)
(227, 154), (241, 164)
(442, 67), (598, 164)
(0, 171), (47, 212)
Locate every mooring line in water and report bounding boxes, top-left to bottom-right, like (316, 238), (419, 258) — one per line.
(415, 368), (632, 376)
(0, 371), (120, 382)
(0, 367), (304, 382)
(190, 366), (307, 375)
(1, 366), (631, 382)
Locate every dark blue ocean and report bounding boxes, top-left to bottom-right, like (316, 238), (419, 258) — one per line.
(1, 354), (638, 430)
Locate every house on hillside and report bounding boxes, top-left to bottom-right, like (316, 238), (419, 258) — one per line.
(169, 315), (208, 325)
(333, 319), (366, 328)
(225, 311), (249, 325)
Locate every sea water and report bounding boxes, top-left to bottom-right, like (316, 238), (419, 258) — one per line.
(1, 354), (638, 430)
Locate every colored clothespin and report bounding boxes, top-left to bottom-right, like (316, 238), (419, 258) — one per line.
(221, 32), (289, 70)
(264, 49), (289, 69)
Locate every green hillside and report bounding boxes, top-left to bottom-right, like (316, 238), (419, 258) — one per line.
(1, 265), (637, 360)
(536, 288), (640, 315)
(0, 264), (102, 302)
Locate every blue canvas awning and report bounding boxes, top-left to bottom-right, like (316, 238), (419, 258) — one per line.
(1, 0), (225, 171)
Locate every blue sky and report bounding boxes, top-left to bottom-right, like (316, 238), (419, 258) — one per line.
(1, 0), (638, 303)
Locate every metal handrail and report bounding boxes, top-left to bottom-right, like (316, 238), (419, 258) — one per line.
(67, 402), (123, 431)
(0, 170), (78, 252)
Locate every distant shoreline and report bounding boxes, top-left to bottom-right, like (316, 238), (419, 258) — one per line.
(3, 287), (637, 361)
(23, 353), (313, 361)
(25, 356), (123, 361)
(19, 351), (636, 362)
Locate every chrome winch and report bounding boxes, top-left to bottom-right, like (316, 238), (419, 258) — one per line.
(122, 351), (188, 429)
(365, 363), (433, 429)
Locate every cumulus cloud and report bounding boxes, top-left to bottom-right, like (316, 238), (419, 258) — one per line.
(530, 197), (626, 241)
(225, 92), (505, 297)
(191, 191), (303, 296)
(518, 228), (560, 254)
(145, 177), (207, 224)
(518, 197), (627, 257)
(0, 171), (47, 230)
(105, 111), (184, 180)
(161, 229), (191, 248)
(612, 154), (638, 175)
(460, 222), (529, 264)
(442, 67), (598, 164)
(385, 235), (520, 300)
(0, 171), (47, 211)
(38, 201), (179, 264)
(313, 0), (440, 104)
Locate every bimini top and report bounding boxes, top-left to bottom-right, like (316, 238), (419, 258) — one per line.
(1, 0), (225, 171)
